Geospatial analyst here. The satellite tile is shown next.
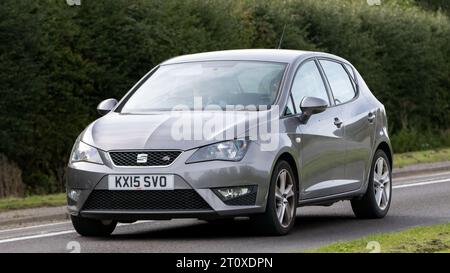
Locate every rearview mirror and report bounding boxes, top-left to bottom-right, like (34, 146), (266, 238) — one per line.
(97, 98), (118, 116)
(299, 97), (327, 122)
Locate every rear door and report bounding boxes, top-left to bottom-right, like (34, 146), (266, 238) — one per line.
(319, 59), (370, 190)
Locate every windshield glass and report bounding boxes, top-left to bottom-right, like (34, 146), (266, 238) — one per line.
(119, 61), (287, 112)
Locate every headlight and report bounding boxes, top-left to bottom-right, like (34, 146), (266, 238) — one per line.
(186, 139), (249, 163)
(70, 141), (103, 164)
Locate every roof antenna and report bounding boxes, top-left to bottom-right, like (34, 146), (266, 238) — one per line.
(277, 24), (287, 49)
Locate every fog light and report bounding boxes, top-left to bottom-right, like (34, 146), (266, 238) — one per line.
(214, 186), (255, 201)
(68, 189), (81, 202)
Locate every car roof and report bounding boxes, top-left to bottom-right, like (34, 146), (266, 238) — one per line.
(161, 49), (323, 65)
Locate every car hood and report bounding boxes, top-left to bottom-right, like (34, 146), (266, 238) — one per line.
(80, 111), (273, 151)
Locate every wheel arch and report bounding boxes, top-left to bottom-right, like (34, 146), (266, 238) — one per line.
(272, 152), (300, 194)
(358, 140), (393, 196)
(375, 141), (393, 169)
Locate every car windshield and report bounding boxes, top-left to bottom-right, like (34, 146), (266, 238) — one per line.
(119, 61), (287, 112)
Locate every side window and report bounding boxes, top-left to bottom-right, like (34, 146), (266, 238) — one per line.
(320, 60), (356, 105)
(285, 96), (295, 115)
(291, 61), (330, 113)
(343, 63), (355, 81)
(343, 63), (357, 90)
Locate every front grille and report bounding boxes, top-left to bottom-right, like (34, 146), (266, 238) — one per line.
(109, 151), (181, 166)
(82, 190), (212, 211)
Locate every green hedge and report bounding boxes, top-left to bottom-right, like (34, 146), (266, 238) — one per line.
(0, 0), (449, 193)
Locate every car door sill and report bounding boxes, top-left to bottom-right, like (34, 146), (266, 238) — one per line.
(298, 189), (362, 207)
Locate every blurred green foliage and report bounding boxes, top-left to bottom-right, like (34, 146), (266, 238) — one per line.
(0, 0), (449, 193)
(415, 0), (450, 14)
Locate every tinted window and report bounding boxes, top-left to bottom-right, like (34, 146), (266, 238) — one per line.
(320, 60), (356, 105)
(291, 61), (329, 113)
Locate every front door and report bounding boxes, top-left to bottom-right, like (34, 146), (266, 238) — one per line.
(289, 60), (348, 200)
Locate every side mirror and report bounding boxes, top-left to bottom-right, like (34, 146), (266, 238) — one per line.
(299, 97), (327, 122)
(97, 98), (118, 116)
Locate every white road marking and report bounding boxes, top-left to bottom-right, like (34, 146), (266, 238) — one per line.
(0, 221), (70, 234)
(395, 171), (450, 184)
(393, 178), (450, 189)
(0, 178), (449, 244)
(0, 219), (153, 234)
(0, 230), (75, 244)
(0, 220), (153, 244)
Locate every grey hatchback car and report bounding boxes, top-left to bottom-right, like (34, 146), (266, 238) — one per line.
(67, 49), (393, 236)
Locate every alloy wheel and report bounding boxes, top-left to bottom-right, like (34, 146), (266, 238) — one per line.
(275, 169), (295, 228)
(373, 157), (391, 210)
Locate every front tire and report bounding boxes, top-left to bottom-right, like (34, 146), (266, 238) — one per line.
(252, 160), (298, 235)
(71, 215), (117, 237)
(351, 150), (392, 218)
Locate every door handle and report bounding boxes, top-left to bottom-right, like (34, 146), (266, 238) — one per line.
(368, 112), (376, 123)
(334, 117), (343, 128)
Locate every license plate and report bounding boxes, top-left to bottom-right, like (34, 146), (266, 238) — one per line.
(108, 175), (174, 190)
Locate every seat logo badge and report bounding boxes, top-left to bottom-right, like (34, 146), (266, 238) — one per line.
(136, 154), (148, 163)
(161, 155), (171, 162)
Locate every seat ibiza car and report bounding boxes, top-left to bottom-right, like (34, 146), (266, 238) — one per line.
(67, 49), (393, 236)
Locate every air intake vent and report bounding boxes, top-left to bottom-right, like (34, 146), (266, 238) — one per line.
(82, 190), (211, 211)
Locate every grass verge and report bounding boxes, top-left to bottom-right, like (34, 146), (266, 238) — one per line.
(395, 147), (450, 168)
(309, 222), (450, 253)
(0, 193), (66, 212)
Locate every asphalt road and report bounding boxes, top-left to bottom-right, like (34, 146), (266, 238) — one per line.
(0, 171), (449, 253)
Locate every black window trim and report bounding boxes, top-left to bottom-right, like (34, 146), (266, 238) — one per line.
(314, 57), (336, 107)
(283, 93), (296, 116)
(283, 57), (334, 118)
(316, 57), (360, 108)
(114, 65), (161, 113)
(342, 62), (359, 90)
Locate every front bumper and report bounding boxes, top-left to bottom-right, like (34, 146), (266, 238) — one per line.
(66, 144), (275, 220)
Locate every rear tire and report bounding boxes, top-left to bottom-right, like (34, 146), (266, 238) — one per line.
(71, 215), (117, 237)
(251, 160), (298, 235)
(351, 150), (392, 218)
